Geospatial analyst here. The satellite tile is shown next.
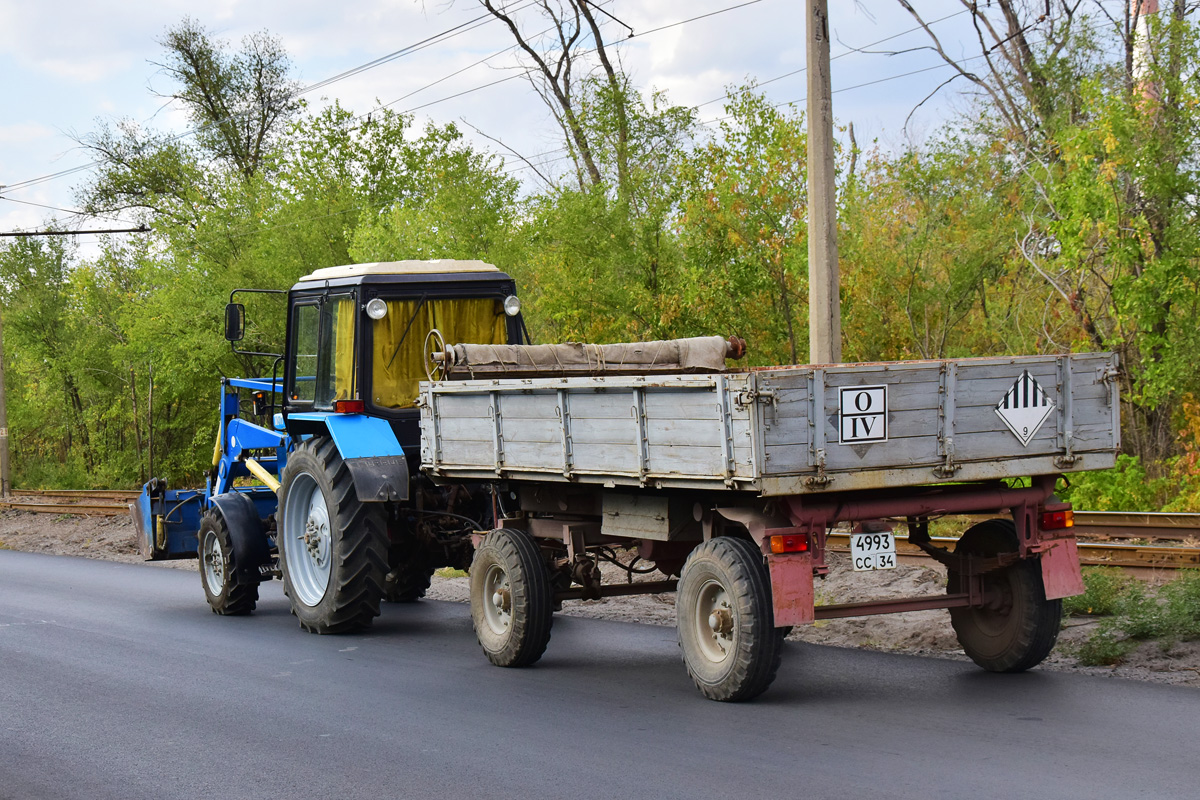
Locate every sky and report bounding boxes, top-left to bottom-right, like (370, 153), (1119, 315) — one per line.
(0, 0), (986, 248)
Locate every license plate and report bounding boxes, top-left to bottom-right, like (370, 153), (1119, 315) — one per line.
(850, 532), (897, 571)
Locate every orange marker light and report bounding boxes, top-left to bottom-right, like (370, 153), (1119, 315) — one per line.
(334, 399), (365, 414)
(1040, 509), (1074, 530)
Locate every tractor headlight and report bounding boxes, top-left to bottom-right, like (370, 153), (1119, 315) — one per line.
(503, 295), (521, 317)
(365, 298), (388, 320)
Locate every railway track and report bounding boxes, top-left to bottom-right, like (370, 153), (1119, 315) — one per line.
(2, 489), (1198, 569)
(0, 489), (139, 517)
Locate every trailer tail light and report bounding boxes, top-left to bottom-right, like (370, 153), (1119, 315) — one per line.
(769, 533), (810, 554)
(334, 399), (365, 414)
(1040, 508), (1074, 530)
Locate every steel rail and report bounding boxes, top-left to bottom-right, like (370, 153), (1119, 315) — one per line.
(0, 500), (130, 517)
(13, 489), (142, 500)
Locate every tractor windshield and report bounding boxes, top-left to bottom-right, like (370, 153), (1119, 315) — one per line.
(371, 297), (506, 409)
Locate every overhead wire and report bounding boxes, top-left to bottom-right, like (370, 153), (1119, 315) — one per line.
(0, 1), (538, 198)
(68, 0), (765, 250)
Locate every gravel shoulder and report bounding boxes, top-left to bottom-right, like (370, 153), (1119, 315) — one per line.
(2, 507), (1197, 688)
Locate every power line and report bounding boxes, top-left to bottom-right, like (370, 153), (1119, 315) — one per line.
(498, 6), (974, 178)
(0, 225), (150, 238)
(370, 0), (765, 119)
(0, 4), (536, 198)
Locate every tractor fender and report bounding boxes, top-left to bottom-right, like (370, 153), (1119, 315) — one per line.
(291, 412), (411, 502)
(210, 491), (271, 585)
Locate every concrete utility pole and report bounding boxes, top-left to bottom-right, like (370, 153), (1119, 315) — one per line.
(0, 309), (9, 497)
(806, 0), (842, 364)
(0, 183), (9, 496)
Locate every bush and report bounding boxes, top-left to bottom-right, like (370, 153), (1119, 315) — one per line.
(1063, 567), (1132, 617)
(1075, 619), (1136, 666)
(1059, 455), (1172, 512)
(1159, 570), (1200, 640)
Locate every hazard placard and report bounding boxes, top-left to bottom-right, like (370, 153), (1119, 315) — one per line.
(839, 385), (887, 443)
(995, 371), (1055, 447)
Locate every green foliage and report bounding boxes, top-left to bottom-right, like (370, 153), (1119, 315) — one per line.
(12, 12), (1200, 503)
(1073, 619), (1137, 666)
(1063, 567), (1133, 617)
(1059, 455), (1173, 512)
(1069, 570), (1200, 664)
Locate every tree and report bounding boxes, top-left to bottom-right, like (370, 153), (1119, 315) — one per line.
(77, 18), (300, 226)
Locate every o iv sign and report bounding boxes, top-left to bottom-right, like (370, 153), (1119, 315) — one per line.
(839, 385), (888, 443)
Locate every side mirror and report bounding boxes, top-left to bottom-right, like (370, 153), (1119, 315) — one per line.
(224, 303), (245, 342)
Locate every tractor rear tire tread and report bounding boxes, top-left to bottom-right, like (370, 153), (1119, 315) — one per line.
(279, 436), (388, 634)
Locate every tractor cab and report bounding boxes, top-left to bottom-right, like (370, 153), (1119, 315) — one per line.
(226, 259), (525, 453)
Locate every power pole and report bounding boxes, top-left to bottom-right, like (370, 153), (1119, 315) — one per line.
(0, 308), (9, 497)
(806, 0), (842, 364)
(0, 183), (9, 495)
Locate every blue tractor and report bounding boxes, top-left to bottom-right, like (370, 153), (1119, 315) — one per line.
(134, 260), (526, 631)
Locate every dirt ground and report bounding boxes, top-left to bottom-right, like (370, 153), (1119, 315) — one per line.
(2, 506), (1198, 688)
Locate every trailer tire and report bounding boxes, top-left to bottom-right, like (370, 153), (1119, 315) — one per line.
(198, 510), (259, 615)
(677, 536), (783, 702)
(278, 436), (388, 634)
(470, 529), (553, 667)
(948, 519), (1062, 673)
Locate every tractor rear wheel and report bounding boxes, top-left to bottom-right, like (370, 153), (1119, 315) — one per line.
(948, 519), (1062, 672)
(198, 509), (258, 615)
(676, 536), (784, 702)
(278, 436), (388, 634)
(384, 534), (435, 603)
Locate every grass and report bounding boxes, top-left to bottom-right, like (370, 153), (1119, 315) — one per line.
(1066, 568), (1200, 665)
(434, 567), (468, 579)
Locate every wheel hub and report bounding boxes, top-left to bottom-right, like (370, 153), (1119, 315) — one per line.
(282, 472), (334, 607)
(482, 564), (512, 635)
(202, 531), (225, 593)
(708, 608), (733, 635)
(694, 579), (735, 663)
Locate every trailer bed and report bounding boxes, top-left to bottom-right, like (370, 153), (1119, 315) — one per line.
(419, 353), (1119, 494)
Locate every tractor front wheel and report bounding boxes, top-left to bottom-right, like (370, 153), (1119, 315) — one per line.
(277, 437), (388, 634)
(198, 509), (258, 615)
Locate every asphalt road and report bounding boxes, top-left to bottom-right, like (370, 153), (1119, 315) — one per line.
(1, 550), (1197, 800)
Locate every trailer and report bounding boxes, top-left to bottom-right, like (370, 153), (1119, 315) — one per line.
(134, 260), (1120, 701)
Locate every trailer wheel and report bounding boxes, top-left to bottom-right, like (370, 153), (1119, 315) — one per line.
(948, 519), (1062, 672)
(676, 537), (783, 702)
(470, 529), (553, 667)
(278, 436), (388, 634)
(198, 510), (258, 615)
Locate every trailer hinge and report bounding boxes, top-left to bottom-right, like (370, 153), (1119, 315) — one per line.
(1054, 430), (1078, 468)
(805, 449), (831, 488)
(933, 436), (960, 478)
(734, 389), (777, 410)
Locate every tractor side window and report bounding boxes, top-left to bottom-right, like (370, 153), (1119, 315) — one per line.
(371, 297), (506, 409)
(291, 303), (319, 403)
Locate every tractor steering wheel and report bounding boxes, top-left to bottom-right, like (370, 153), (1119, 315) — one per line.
(424, 328), (448, 382)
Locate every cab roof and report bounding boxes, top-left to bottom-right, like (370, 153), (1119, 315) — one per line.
(298, 260), (499, 283)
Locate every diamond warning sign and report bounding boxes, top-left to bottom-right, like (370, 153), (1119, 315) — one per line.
(995, 371), (1055, 447)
